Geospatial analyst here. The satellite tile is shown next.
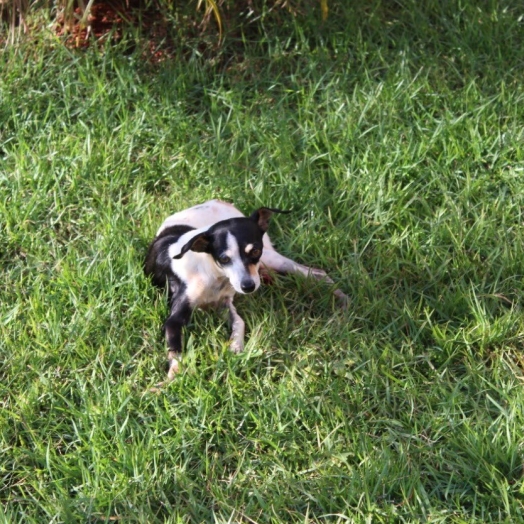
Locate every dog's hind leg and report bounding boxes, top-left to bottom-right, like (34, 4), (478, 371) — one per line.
(225, 296), (245, 353)
(260, 249), (349, 307)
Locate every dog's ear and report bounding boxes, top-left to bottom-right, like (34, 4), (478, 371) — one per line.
(250, 207), (291, 233)
(173, 232), (211, 259)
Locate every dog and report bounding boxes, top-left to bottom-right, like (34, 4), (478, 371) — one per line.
(144, 199), (348, 380)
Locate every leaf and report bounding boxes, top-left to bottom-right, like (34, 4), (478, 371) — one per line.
(197, 0), (223, 41)
(320, 0), (329, 21)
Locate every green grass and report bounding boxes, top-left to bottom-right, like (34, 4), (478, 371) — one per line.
(1, 0), (524, 521)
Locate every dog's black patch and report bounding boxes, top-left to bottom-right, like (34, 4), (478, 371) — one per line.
(164, 290), (192, 355)
(144, 225), (195, 289)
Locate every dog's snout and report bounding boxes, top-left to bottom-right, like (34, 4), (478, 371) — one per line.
(241, 280), (256, 293)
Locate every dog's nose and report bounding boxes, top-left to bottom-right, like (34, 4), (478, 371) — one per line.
(241, 280), (256, 293)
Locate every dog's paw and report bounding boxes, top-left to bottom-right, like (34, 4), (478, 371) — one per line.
(310, 267), (328, 278)
(167, 357), (181, 380)
(149, 356), (181, 393)
(334, 289), (350, 309)
(229, 339), (244, 354)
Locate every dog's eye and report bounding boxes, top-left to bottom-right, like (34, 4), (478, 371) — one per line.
(218, 255), (231, 265)
(250, 248), (262, 258)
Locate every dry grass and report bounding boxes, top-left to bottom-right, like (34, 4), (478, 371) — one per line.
(0, 0), (329, 46)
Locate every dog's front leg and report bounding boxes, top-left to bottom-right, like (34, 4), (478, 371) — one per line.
(260, 248), (349, 307)
(164, 294), (192, 380)
(225, 296), (245, 353)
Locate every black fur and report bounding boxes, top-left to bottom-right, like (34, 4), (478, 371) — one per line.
(164, 290), (192, 357)
(144, 225), (194, 290)
(144, 225), (196, 356)
(186, 217), (265, 266)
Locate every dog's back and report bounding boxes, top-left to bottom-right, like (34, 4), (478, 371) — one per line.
(156, 199), (244, 235)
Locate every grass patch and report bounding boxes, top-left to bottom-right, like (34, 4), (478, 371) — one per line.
(2, 1), (524, 521)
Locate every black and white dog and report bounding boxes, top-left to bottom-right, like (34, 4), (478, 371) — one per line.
(144, 199), (347, 380)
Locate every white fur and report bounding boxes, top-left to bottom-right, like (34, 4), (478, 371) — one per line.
(169, 250), (234, 307)
(157, 200), (244, 235)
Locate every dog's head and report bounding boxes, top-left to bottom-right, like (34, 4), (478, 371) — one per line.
(173, 207), (285, 294)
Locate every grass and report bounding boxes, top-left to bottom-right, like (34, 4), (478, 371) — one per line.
(1, 0), (524, 521)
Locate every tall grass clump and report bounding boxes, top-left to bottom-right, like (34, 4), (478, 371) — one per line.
(0, 0), (330, 45)
(1, 0), (524, 522)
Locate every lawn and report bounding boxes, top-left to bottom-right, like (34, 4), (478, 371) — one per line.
(1, 0), (524, 521)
